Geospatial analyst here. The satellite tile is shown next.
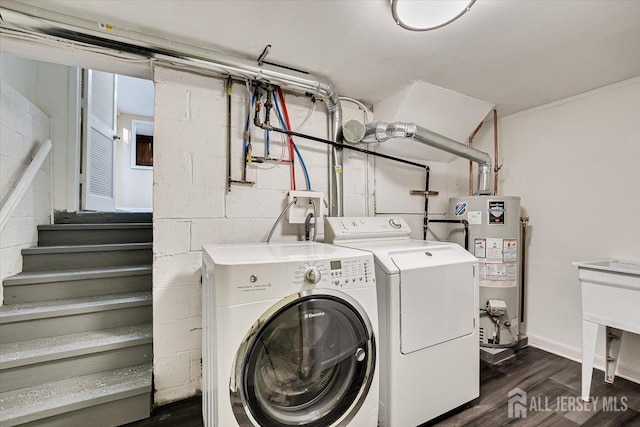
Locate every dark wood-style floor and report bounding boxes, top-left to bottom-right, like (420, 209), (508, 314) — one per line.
(124, 346), (640, 427)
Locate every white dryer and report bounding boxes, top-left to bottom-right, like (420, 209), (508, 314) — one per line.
(325, 217), (479, 427)
(202, 242), (379, 427)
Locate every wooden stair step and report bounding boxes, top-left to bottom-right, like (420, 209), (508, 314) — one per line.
(3, 266), (152, 287)
(0, 292), (152, 344)
(0, 292), (152, 323)
(54, 211), (152, 224)
(1, 323), (152, 369)
(38, 223), (152, 246)
(21, 243), (152, 272)
(0, 324), (152, 393)
(0, 363), (152, 427)
(2, 266), (152, 304)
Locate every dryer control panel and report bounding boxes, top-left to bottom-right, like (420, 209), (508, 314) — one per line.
(325, 216), (411, 243)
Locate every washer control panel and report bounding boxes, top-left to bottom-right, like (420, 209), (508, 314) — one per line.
(327, 257), (374, 287)
(293, 256), (374, 289)
(206, 243), (378, 306)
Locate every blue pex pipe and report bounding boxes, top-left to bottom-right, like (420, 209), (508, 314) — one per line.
(243, 94), (256, 156)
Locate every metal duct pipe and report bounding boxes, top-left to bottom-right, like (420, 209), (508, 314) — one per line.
(361, 121), (492, 195)
(0, 0), (345, 215)
(329, 110), (343, 217)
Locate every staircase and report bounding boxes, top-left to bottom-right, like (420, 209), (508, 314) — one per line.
(0, 212), (153, 427)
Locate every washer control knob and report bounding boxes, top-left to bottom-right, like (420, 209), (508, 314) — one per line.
(304, 267), (321, 284)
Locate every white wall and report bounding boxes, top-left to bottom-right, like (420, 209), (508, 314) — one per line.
(468, 77), (640, 381)
(115, 113), (153, 210)
(373, 156), (470, 241)
(0, 79), (51, 304)
(0, 53), (39, 104)
(152, 66), (372, 404)
(0, 53), (79, 213)
(38, 63), (79, 214)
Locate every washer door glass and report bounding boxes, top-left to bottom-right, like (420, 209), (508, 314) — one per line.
(242, 295), (373, 427)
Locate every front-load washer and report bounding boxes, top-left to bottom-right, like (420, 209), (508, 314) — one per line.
(325, 217), (479, 427)
(202, 242), (379, 427)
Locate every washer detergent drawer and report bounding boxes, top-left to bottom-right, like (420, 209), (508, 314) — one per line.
(392, 250), (475, 354)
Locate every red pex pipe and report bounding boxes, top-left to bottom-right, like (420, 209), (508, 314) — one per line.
(277, 87), (296, 190)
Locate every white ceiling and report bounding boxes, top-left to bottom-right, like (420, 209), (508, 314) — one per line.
(19, 0), (640, 115)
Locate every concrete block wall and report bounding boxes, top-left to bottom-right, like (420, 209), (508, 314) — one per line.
(0, 80), (51, 303)
(151, 66), (372, 404)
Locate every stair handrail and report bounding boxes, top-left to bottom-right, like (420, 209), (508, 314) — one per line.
(0, 139), (52, 231)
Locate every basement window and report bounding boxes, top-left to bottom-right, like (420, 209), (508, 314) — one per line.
(131, 120), (154, 169)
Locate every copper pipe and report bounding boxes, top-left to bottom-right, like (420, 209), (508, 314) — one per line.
(469, 138), (473, 196)
(468, 121), (483, 196)
(520, 216), (529, 325)
(493, 109), (499, 196)
(226, 77), (254, 188)
(226, 76), (233, 192)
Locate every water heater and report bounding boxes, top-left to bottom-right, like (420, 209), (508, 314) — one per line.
(448, 196), (521, 348)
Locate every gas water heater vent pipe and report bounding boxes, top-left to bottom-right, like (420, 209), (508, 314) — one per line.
(0, 0), (345, 216)
(361, 121), (493, 195)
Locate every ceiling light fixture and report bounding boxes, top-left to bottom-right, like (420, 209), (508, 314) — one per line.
(391, 0), (476, 32)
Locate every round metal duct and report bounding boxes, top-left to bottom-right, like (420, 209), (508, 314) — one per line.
(342, 119), (366, 143)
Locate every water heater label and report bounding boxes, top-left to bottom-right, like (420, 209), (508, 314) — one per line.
(474, 238), (486, 258)
(476, 237), (518, 263)
(468, 211), (482, 224)
(479, 262), (517, 287)
(488, 200), (506, 225)
(485, 238), (504, 263)
(503, 239), (518, 262)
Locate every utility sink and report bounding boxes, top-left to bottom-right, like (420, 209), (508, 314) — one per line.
(573, 259), (640, 402)
(574, 259), (640, 275)
(574, 259), (640, 330)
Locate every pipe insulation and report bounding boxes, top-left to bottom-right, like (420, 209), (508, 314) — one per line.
(0, 0), (345, 215)
(361, 121), (493, 195)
